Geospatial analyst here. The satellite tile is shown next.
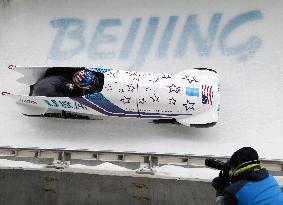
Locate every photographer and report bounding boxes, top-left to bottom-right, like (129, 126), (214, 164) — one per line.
(210, 147), (283, 205)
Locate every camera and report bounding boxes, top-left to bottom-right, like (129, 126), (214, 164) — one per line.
(206, 158), (232, 191)
(205, 158), (230, 173)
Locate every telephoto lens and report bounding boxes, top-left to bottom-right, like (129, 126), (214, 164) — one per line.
(205, 158), (227, 170)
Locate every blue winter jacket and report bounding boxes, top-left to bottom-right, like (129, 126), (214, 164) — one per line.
(223, 168), (283, 205)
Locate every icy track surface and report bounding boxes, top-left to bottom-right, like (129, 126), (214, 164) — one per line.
(1, 0), (283, 160)
(0, 68), (283, 160)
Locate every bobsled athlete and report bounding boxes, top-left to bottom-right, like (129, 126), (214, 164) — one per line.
(31, 67), (103, 97)
(212, 147), (283, 205)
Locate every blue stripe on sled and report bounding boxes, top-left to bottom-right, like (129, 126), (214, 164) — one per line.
(70, 93), (191, 118)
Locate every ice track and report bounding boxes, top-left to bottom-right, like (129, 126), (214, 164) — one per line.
(1, 0), (283, 160)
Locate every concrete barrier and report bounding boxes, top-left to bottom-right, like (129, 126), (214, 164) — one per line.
(0, 168), (215, 205)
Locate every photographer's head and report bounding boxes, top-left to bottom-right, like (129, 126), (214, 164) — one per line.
(229, 147), (261, 179)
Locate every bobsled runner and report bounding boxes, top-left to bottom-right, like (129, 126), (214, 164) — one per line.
(3, 66), (220, 127)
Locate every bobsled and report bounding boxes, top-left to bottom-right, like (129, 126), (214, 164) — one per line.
(4, 66), (220, 127)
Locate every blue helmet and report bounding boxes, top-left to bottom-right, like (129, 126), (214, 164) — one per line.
(73, 69), (96, 89)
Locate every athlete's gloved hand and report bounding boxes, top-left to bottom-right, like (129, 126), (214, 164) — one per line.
(66, 83), (75, 90)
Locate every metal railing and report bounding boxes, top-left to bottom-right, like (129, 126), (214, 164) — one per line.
(0, 147), (282, 174)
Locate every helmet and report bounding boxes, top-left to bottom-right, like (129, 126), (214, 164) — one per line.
(73, 69), (96, 89)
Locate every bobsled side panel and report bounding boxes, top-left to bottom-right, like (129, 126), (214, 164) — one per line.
(100, 70), (139, 116)
(137, 71), (210, 117)
(175, 70), (220, 125)
(71, 69), (140, 118)
(138, 72), (181, 115)
(10, 67), (219, 123)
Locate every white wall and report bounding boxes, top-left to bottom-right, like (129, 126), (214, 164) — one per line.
(0, 0), (283, 159)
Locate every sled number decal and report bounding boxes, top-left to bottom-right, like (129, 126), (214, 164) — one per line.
(19, 99), (37, 105)
(44, 99), (88, 110)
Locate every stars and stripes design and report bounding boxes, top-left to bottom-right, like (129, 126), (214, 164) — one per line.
(138, 98), (146, 104)
(166, 84), (181, 93)
(145, 87), (152, 92)
(168, 97), (176, 105)
(127, 84), (136, 92)
(106, 71), (117, 78)
(182, 75), (198, 83)
(202, 85), (214, 105)
(126, 71), (139, 81)
(104, 84), (113, 91)
(126, 71), (138, 76)
(95, 70), (216, 117)
(183, 100), (195, 111)
(120, 96), (131, 104)
(149, 77), (160, 83)
(150, 94), (160, 102)
(162, 74), (172, 79)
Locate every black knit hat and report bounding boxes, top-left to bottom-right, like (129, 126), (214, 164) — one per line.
(229, 147), (259, 168)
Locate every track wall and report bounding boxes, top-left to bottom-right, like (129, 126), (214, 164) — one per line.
(0, 168), (215, 205)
